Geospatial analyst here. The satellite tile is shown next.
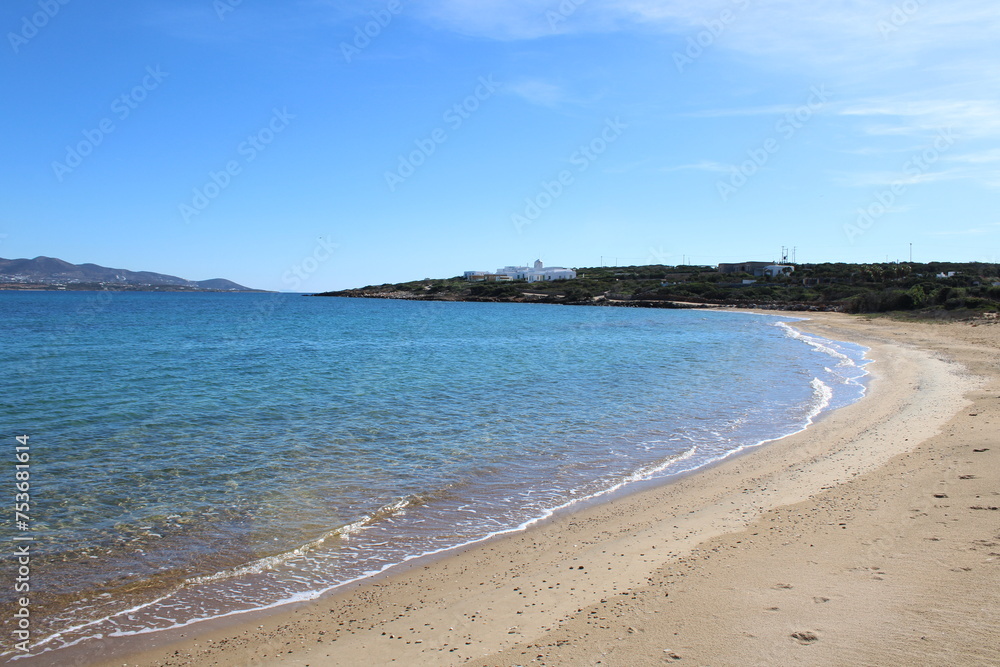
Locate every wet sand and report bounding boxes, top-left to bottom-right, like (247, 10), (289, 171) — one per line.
(77, 313), (998, 666)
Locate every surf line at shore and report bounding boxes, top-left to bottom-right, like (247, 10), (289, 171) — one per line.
(11, 317), (872, 663)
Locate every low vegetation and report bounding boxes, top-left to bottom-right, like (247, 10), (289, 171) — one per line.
(314, 262), (1000, 317)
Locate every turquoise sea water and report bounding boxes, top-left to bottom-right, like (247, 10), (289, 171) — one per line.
(1, 292), (869, 659)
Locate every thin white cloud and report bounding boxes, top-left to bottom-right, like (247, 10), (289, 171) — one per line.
(842, 99), (1000, 138)
(662, 160), (731, 173)
(926, 222), (1000, 237)
(946, 149), (1000, 164)
(835, 97), (1000, 188)
(505, 80), (568, 107)
(836, 145), (922, 156)
(682, 104), (812, 118)
(621, 0), (1000, 77)
(603, 158), (655, 174)
(414, 0), (999, 64)
(834, 168), (971, 188)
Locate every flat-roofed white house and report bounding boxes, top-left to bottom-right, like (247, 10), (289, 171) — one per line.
(762, 264), (794, 278)
(465, 260), (576, 283)
(498, 260), (577, 282)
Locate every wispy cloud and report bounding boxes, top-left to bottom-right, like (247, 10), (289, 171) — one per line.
(946, 148), (1000, 164)
(834, 168), (970, 189)
(682, 104), (813, 118)
(602, 158), (655, 174)
(506, 79), (568, 108)
(662, 160), (731, 173)
(412, 1), (999, 65)
(836, 145), (924, 156)
(835, 97), (1000, 188)
(621, 0), (1000, 76)
(927, 222), (1000, 237)
(842, 99), (1000, 138)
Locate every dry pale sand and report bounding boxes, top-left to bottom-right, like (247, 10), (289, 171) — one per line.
(82, 313), (998, 667)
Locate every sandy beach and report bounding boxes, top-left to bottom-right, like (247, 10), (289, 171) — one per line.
(75, 312), (999, 667)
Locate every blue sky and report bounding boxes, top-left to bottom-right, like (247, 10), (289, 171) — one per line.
(3, 0), (998, 291)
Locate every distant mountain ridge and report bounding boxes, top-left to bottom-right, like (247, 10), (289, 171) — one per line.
(0, 256), (257, 291)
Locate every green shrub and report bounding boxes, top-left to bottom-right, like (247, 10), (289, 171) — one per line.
(845, 289), (916, 313)
(963, 297), (995, 310)
(469, 283), (522, 298)
(906, 284), (928, 308)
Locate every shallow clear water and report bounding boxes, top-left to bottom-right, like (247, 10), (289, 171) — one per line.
(0, 292), (868, 656)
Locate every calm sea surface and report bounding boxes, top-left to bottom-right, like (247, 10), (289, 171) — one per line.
(0, 292), (869, 659)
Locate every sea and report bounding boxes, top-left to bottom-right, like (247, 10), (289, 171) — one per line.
(0, 292), (870, 662)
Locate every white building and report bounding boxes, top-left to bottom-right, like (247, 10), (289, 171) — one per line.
(762, 264), (794, 278)
(496, 260), (577, 283)
(465, 260), (577, 283)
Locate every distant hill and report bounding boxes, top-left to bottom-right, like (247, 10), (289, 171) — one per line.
(0, 256), (260, 291)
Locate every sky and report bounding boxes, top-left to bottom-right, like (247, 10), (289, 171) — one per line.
(2, 0), (999, 292)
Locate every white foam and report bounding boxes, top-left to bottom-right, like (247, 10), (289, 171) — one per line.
(776, 321), (856, 367)
(14, 317), (875, 662)
(808, 377), (834, 420)
(188, 496), (417, 586)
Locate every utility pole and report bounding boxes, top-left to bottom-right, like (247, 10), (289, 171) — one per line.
(909, 243), (913, 263)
